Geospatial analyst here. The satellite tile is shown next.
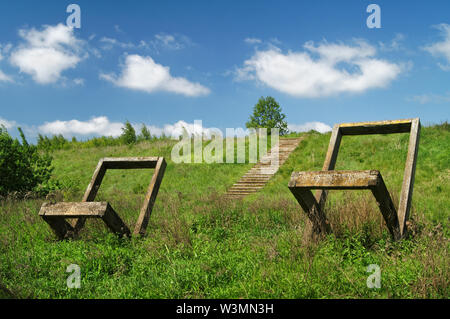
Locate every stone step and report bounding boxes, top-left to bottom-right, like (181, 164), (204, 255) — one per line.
(226, 190), (256, 194)
(230, 186), (264, 192)
(252, 160), (288, 165)
(238, 182), (270, 186)
(226, 191), (257, 196)
(241, 174), (273, 178)
(239, 180), (271, 183)
(233, 181), (267, 185)
(245, 168), (279, 171)
(225, 137), (303, 198)
(241, 177), (271, 181)
(247, 169), (278, 174)
(231, 185), (266, 190)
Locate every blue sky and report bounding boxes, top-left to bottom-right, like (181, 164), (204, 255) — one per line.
(0, 0), (449, 140)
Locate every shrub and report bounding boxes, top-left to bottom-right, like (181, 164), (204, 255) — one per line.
(0, 126), (56, 196)
(120, 121), (137, 145)
(37, 133), (69, 151)
(138, 124), (152, 141)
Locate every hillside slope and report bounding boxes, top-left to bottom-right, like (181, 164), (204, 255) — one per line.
(0, 124), (448, 298)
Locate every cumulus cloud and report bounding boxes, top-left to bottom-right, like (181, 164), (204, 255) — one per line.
(424, 23), (450, 70)
(149, 121), (332, 138)
(288, 122), (332, 134)
(100, 54), (210, 96)
(0, 44), (13, 82)
(0, 117), (16, 129)
(37, 117), (217, 139)
(38, 116), (123, 137)
(235, 40), (402, 98)
(10, 24), (84, 84)
(0, 70), (13, 82)
(152, 120), (218, 138)
(0, 43), (12, 57)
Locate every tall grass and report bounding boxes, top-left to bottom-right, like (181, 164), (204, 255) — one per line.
(0, 124), (448, 298)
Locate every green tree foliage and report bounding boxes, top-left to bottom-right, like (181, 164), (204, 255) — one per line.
(34, 121), (174, 151)
(246, 96), (288, 135)
(0, 126), (55, 196)
(121, 121), (137, 145)
(37, 134), (68, 151)
(138, 124), (152, 141)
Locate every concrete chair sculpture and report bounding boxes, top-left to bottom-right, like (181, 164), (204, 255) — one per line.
(288, 119), (420, 240)
(39, 157), (166, 239)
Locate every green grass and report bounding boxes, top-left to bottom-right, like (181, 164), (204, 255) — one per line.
(0, 124), (448, 298)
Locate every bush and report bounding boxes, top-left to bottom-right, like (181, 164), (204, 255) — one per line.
(138, 124), (152, 141)
(121, 121), (137, 145)
(0, 126), (56, 196)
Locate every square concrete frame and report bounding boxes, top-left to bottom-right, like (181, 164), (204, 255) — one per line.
(40, 157), (166, 239)
(289, 118), (420, 240)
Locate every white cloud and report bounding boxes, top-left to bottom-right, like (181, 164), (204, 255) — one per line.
(0, 117), (16, 129)
(36, 117), (217, 139)
(38, 116), (123, 137)
(155, 34), (176, 47)
(154, 33), (191, 50)
(73, 78), (84, 85)
(288, 122), (332, 134)
(10, 24), (84, 84)
(101, 54), (210, 96)
(0, 44), (13, 82)
(0, 70), (13, 82)
(154, 120), (332, 137)
(153, 120), (217, 138)
(424, 24), (450, 70)
(379, 33), (405, 52)
(99, 37), (134, 50)
(407, 92), (450, 104)
(0, 43), (12, 56)
(244, 38), (262, 44)
(114, 25), (124, 34)
(236, 40), (402, 98)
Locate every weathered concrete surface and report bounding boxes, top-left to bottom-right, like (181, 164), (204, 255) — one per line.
(40, 201), (109, 218)
(289, 118), (420, 241)
(288, 170), (401, 240)
(289, 170), (381, 189)
(40, 157), (166, 239)
(40, 201), (131, 238)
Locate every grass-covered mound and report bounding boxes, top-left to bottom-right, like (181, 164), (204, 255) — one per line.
(0, 124), (448, 298)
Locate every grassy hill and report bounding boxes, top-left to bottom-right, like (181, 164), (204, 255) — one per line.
(0, 124), (448, 298)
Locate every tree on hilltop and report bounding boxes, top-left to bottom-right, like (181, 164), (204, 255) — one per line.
(246, 96), (288, 135)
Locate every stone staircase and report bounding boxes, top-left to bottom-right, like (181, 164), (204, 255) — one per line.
(225, 137), (303, 199)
